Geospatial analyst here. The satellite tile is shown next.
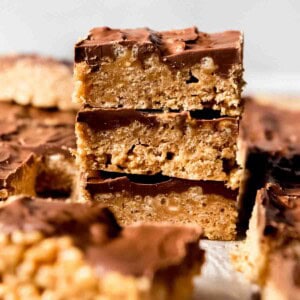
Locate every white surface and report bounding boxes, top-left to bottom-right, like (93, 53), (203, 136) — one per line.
(194, 241), (258, 300)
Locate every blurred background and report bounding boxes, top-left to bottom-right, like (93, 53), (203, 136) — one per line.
(1, 0), (299, 94)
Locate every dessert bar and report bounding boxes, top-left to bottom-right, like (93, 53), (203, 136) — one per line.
(235, 182), (300, 300)
(238, 98), (300, 230)
(0, 102), (76, 200)
(76, 108), (241, 186)
(0, 54), (76, 110)
(0, 195), (204, 299)
(74, 27), (244, 116)
(233, 98), (300, 299)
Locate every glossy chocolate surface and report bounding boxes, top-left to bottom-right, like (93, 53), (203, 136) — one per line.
(75, 26), (243, 77)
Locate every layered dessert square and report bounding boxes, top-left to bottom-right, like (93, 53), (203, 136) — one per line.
(74, 27), (244, 116)
(238, 97), (300, 229)
(82, 171), (239, 240)
(0, 102), (76, 200)
(234, 183), (300, 300)
(0, 54), (76, 110)
(0, 195), (204, 299)
(76, 108), (241, 186)
(233, 97), (300, 298)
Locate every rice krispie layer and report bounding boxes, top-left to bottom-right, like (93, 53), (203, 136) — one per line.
(76, 108), (241, 187)
(74, 27), (244, 116)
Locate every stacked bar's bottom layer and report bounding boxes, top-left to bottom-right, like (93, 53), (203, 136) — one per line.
(83, 172), (238, 240)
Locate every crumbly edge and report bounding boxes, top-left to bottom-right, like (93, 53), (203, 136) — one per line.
(0, 57), (76, 110)
(82, 186), (237, 241)
(75, 120), (242, 188)
(231, 200), (270, 284)
(73, 48), (243, 116)
(0, 231), (200, 300)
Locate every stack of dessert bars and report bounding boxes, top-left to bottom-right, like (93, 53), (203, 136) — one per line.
(74, 26), (244, 240)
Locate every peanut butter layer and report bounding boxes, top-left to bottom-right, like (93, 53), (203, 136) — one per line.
(74, 27), (244, 116)
(76, 108), (241, 187)
(0, 54), (77, 110)
(0, 102), (76, 200)
(0, 195), (204, 299)
(82, 171), (238, 240)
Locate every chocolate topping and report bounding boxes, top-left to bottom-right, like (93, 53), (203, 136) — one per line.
(260, 184), (300, 236)
(0, 196), (203, 278)
(75, 26), (243, 76)
(77, 107), (237, 131)
(87, 224), (203, 277)
(0, 196), (120, 237)
(85, 171), (238, 200)
(241, 98), (300, 157)
(0, 102), (76, 191)
(0, 143), (34, 186)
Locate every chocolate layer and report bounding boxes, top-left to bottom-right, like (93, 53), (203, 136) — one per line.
(241, 98), (300, 157)
(0, 195), (120, 237)
(85, 171), (238, 200)
(75, 26), (243, 77)
(0, 102), (76, 155)
(259, 183), (300, 236)
(0, 143), (34, 186)
(77, 107), (238, 131)
(0, 196), (203, 278)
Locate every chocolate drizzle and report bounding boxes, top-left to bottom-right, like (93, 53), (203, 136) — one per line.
(75, 26), (243, 77)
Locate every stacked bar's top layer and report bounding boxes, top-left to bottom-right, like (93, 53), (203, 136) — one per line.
(75, 27), (242, 75)
(0, 54), (76, 110)
(76, 108), (240, 186)
(0, 195), (203, 278)
(255, 183), (300, 299)
(74, 27), (244, 115)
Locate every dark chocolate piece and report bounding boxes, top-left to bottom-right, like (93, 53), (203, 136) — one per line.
(75, 27), (243, 77)
(0, 142), (34, 187)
